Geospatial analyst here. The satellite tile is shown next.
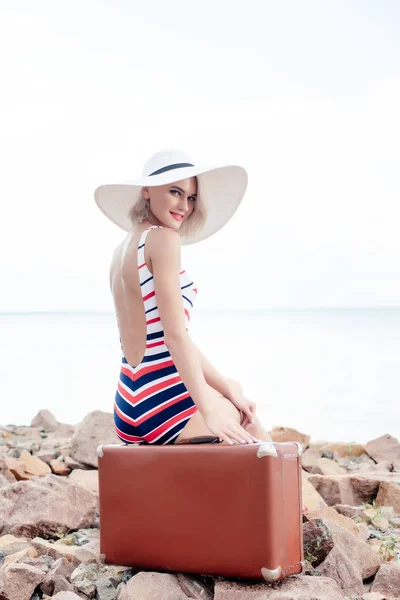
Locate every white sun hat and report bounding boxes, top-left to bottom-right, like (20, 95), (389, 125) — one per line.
(94, 149), (248, 245)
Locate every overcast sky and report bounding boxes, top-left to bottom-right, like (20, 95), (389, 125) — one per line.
(1, 0), (399, 311)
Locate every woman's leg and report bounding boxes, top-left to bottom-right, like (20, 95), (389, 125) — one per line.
(173, 378), (272, 444)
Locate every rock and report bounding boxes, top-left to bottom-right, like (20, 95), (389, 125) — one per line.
(0, 562), (45, 600)
(304, 503), (368, 539)
(3, 450), (51, 480)
(69, 411), (120, 468)
(0, 534), (32, 555)
(213, 575), (345, 599)
(40, 557), (76, 595)
(376, 481), (400, 513)
(308, 473), (400, 506)
(118, 572), (188, 600)
(366, 434), (400, 471)
(64, 456), (91, 471)
(3, 545), (38, 565)
(268, 426), (310, 449)
(303, 518), (334, 566)
(320, 442), (366, 458)
(0, 459), (17, 484)
(33, 450), (60, 465)
(328, 521), (382, 579)
(32, 537), (99, 568)
(69, 562), (131, 598)
(370, 562), (400, 599)
(301, 447), (322, 472)
(176, 573), (214, 600)
(302, 474), (328, 511)
(316, 545), (364, 595)
(362, 594), (386, 600)
(0, 474), (96, 538)
(52, 592), (87, 599)
(312, 458), (347, 476)
(50, 460), (71, 476)
(31, 410), (60, 431)
(68, 469), (99, 495)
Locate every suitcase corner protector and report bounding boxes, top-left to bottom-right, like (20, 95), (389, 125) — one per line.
(96, 444), (105, 458)
(294, 441), (304, 456)
(261, 566), (281, 582)
(257, 443), (278, 458)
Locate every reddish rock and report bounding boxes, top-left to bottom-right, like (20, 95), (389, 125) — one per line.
(376, 481), (400, 513)
(316, 545), (363, 595)
(366, 434), (400, 471)
(69, 411), (120, 468)
(3, 545), (38, 565)
(268, 426), (310, 449)
(4, 450), (51, 480)
(0, 474), (96, 538)
(301, 447), (322, 472)
(312, 458), (347, 476)
(362, 593), (386, 600)
(213, 575), (345, 599)
(308, 473), (400, 506)
(50, 460), (71, 476)
(370, 562), (400, 599)
(328, 521), (382, 579)
(303, 518), (334, 566)
(0, 562), (45, 600)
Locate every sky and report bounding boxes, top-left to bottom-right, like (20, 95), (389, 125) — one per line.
(1, 0), (399, 311)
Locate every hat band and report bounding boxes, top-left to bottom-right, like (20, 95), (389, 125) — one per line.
(148, 162), (194, 176)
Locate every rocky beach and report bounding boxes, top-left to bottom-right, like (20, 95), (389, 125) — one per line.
(0, 410), (399, 600)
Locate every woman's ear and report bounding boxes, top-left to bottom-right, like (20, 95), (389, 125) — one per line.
(141, 186), (149, 200)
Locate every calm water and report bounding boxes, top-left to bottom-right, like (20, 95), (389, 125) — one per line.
(1, 309), (399, 444)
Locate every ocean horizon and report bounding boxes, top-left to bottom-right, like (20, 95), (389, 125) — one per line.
(1, 307), (399, 445)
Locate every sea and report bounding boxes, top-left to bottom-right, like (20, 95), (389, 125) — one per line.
(1, 309), (399, 445)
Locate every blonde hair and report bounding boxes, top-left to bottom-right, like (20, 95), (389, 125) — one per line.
(128, 177), (208, 239)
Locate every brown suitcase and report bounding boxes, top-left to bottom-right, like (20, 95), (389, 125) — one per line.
(97, 437), (304, 582)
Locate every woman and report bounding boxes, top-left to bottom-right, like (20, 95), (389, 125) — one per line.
(94, 149), (273, 447)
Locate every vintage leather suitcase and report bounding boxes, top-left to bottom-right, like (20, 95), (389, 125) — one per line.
(97, 437), (304, 582)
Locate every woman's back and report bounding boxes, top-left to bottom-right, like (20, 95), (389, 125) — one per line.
(110, 225), (200, 445)
(110, 224), (151, 368)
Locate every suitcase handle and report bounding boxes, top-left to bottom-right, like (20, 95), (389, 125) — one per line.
(177, 435), (221, 445)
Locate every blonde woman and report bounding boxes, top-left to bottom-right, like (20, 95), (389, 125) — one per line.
(94, 149), (273, 447)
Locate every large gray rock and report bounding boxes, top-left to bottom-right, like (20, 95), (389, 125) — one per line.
(0, 474), (96, 537)
(69, 411), (120, 468)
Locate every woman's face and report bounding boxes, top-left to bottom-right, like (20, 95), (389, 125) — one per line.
(141, 177), (197, 230)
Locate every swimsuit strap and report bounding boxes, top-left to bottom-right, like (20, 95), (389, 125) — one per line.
(137, 226), (163, 295)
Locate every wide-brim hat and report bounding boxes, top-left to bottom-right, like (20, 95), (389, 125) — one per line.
(94, 149), (248, 245)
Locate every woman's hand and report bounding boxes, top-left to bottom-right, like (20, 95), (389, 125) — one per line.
(228, 391), (257, 429)
(202, 410), (260, 445)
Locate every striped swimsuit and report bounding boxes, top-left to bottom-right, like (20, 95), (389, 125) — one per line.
(113, 225), (199, 445)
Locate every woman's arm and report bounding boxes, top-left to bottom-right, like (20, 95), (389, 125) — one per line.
(192, 343), (234, 400)
(148, 227), (216, 417)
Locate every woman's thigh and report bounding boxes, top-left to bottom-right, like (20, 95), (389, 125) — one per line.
(173, 383), (244, 444)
